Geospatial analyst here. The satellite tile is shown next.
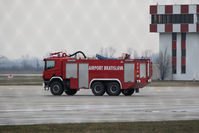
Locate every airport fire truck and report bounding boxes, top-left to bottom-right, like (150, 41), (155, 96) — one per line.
(43, 51), (152, 96)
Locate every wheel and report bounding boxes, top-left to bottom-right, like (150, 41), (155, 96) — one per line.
(65, 89), (77, 96)
(91, 82), (105, 96)
(50, 81), (64, 95)
(106, 82), (121, 96)
(122, 89), (134, 96)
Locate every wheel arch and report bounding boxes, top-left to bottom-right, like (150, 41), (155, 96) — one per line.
(89, 78), (122, 89)
(49, 76), (63, 87)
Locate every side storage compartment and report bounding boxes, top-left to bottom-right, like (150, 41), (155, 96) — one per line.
(66, 63), (78, 89)
(140, 63), (146, 78)
(124, 63), (135, 82)
(79, 63), (89, 88)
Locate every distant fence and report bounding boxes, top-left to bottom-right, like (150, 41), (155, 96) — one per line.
(0, 74), (42, 80)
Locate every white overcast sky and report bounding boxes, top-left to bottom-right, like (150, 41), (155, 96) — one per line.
(0, 0), (198, 59)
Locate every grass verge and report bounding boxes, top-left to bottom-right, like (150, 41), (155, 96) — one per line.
(0, 120), (199, 133)
(0, 78), (42, 85)
(148, 80), (199, 87)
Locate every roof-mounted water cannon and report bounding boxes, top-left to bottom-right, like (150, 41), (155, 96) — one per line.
(50, 52), (68, 57)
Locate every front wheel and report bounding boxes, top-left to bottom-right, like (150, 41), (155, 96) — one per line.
(122, 89), (134, 96)
(50, 81), (64, 95)
(65, 89), (77, 96)
(106, 82), (121, 96)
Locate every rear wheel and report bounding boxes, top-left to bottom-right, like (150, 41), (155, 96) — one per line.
(106, 82), (121, 96)
(50, 81), (64, 95)
(122, 89), (134, 96)
(65, 89), (77, 96)
(92, 82), (105, 96)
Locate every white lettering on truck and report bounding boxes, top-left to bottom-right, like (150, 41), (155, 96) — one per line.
(88, 66), (103, 70)
(89, 66), (123, 71)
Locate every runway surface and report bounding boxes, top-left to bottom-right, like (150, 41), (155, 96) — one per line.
(0, 86), (199, 125)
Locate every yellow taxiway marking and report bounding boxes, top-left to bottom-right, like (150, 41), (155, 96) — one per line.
(8, 88), (13, 90)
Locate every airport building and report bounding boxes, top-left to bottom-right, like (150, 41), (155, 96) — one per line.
(150, 4), (199, 80)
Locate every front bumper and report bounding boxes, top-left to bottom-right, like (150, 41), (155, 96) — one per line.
(43, 80), (50, 90)
(132, 78), (151, 88)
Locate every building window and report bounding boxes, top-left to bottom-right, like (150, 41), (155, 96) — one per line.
(151, 15), (155, 24)
(159, 15), (162, 23)
(152, 15), (156, 24)
(172, 49), (176, 57)
(172, 33), (177, 41)
(181, 33), (186, 74)
(197, 14), (199, 24)
(176, 14), (181, 23)
(172, 66), (176, 74)
(181, 66), (186, 74)
(167, 15), (172, 23)
(162, 15), (167, 23)
(151, 14), (194, 24)
(181, 33), (186, 40)
(172, 33), (177, 74)
(181, 49), (186, 57)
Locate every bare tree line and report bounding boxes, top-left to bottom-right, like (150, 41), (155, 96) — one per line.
(99, 47), (116, 58)
(156, 49), (171, 80)
(98, 47), (154, 59)
(0, 55), (43, 74)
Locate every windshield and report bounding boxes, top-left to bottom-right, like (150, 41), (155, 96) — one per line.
(45, 60), (55, 70)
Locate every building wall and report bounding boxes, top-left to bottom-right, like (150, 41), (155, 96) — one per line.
(159, 33), (199, 80)
(151, 64), (160, 80)
(150, 4), (199, 80)
(184, 33), (199, 80)
(159, 33), (172, 80)
(175, 33), (181, 79)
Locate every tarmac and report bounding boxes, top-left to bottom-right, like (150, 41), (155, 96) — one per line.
(0, 85), (199, 125)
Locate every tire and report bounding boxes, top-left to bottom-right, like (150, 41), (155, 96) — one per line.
(106, 82), (121, 96)
(91, 82), (105, 96)
(122, 89), (134, 96)
(65, 89), (77, 96)
(50, 81), (64, 95)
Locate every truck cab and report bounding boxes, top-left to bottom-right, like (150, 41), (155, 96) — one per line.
(43, 58), (62, 80)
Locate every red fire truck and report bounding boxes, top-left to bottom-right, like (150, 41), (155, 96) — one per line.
(43, 51), (152, 96)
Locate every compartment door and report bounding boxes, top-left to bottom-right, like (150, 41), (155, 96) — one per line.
(79, 63), (89, 88)
(124, 63), (135, 82)
(140, 63), (146, 78)
(66, 63), (77, 78)
(66, 63), (78, 89)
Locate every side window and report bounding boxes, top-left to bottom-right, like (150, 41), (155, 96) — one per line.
(198, 14), (199, 24)
(46, 61), (55, 70)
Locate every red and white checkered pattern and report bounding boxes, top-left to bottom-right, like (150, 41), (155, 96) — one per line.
(150, 5), (199, 33)
(150, 24), (199, 32)
(150, 4), (199, 14)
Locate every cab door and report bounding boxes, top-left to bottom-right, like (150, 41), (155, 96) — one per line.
(43, 60), (56, 79)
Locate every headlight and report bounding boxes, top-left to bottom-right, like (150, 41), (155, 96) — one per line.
(147, 79), (151, 82)
(136, 80), (141, 83)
